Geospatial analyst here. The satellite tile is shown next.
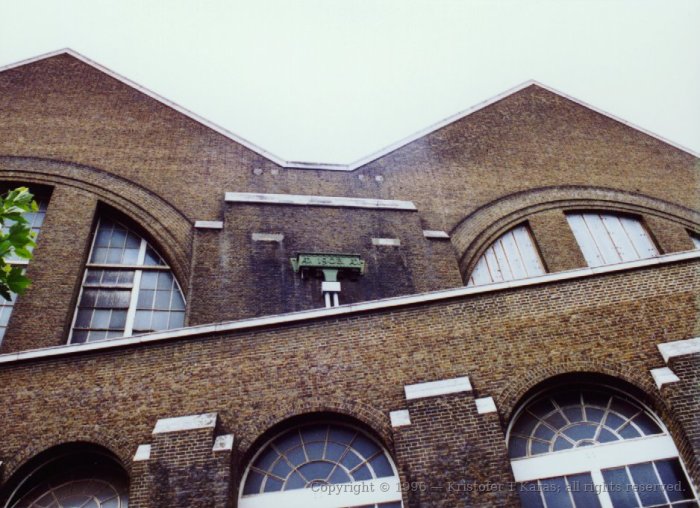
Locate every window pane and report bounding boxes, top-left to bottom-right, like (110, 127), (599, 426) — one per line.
(628, 462), (666, 506)
(567, 212), (657, 267)
(656, 459), (694, 503)
(468, 225), (545, 286)
(568, 473), (602, 508)
(519, 483), (545, 508)
(540, 477), (573, 508)
(603, 467), (639, 508)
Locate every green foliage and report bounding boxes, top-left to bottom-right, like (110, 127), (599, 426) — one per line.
(0, 187), (37, 301)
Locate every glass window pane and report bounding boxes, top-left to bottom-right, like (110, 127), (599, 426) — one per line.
(568, 473), (602, 508)
(603, 467), (639, 508)
(540, 477), (573, 508)
(518, 483), (545, 508)
(655, 459), (694, 502)
(629, 462), (666, 506)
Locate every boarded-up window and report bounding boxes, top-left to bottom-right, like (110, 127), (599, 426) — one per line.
(468, 225), (545, 286)
(566, 212), (658, 267)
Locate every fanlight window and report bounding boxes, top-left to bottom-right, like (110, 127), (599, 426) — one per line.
(468, 224), (545, 286)
(508, 388), (699, 507)
(567, 212), (658, 268)
(69, 218), (185, 343)
(0, 197), (48, 344)
(239, 423), (402, 508)
(9, 452), (128, 508)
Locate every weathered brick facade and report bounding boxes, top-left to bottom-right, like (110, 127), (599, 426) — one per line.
(0, 51), (698, 507)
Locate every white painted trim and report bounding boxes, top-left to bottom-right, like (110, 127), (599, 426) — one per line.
(1, 50), (696, 172)
(371, 238), (401, 247)
(404, 376), (472, 400)
(133, 444), (151, 461)
(658, 337), (700, 363)
(0, 250), (696, 365)
(212, 434), (235, 452)
(650, 367), (681, 389)
(390, 410), (411, 428)
(194, 220), (224, 230)
(510, 434), (677, 482)
(251, 232), (284, 242)
(321, 281), (341, 293)
(238, 478), (402, 508)
(475, 396), (497, 414)
(423, 230), (450, 239)
(225, 192), (416, 210)
(152, 412), (217, 434)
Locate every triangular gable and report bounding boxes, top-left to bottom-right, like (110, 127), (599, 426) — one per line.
(1, 48), (696, 171)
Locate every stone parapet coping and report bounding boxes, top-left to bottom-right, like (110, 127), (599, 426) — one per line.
(0, 250), (697, 365)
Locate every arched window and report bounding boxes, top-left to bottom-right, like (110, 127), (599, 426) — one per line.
(508, 387), (699, 507)
(239, 423), (403, 508)
(468, 224), (545, 286)
(566, 212), (658, 267)
(6, 449), (129, 508)
(69, 217), (185, 343)
(0, 196), (48, 344)
(691, 233), (700, 250)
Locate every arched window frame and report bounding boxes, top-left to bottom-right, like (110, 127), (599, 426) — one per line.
(68, 216), (186, 344)
(506, 385), (699, 508)
(566, 211), (659, 267)
(5, 448), (129, 508)
(238, 421), (403, 508)
(0, 195), (48, 344)
(467, 223), (546, 286)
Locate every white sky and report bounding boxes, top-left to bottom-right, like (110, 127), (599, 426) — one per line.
(1, 0), (699, 165)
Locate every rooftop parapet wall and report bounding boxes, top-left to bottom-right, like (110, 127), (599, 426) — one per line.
(0, 255), (697, 490)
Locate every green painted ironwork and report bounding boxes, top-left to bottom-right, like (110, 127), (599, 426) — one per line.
(290, 253), (365, 277)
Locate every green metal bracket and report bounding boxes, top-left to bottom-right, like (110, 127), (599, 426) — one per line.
(290, 253), (365, 280)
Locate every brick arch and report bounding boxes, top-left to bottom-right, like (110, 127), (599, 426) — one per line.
(1, 427), (132, 485)
(451, 185), (700, 281)
(235, 397), (393, 456)
(0, 156), (193, 289)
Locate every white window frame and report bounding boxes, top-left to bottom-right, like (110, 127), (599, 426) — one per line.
(238, 423), (404, 508)
(468, 224), (545, 286)
(68, 218), (185, 344)
(567, 212), (659, 268)
(507, 387), (700, 508)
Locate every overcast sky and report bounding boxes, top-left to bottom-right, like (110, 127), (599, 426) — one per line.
(1, 0), (699, 165)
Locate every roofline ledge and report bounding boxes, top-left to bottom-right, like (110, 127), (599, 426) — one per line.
(0, 250), (697, 365)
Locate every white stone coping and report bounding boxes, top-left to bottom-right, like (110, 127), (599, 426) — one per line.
(404, 376), (472, 400)
(475, 396), (497, 414)
(650, 367), (681, 389)
(225, 192), (416, 211)
(423, 230), (450, 239)
(389, 410), (411, 428)
(153, 412), (217, 434)
(133, 444), (151, 461)
(0, 250), (697, 365)
(371, 237), (401, 247)
(194, 220), (224, 230)
(657, 337), (700, 363)
(252, 232), (284, 242)
(213, 434), (235, 452)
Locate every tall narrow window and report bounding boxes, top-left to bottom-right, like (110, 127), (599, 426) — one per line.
(0, 197), (48, 344)
(69, 218), (185, 344)
(508, 387), (699, 507)
(468, 224), (545, 286)
(567, 212), (658, 267)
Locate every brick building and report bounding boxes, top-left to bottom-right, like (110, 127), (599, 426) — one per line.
(0, 50), (698, 507)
